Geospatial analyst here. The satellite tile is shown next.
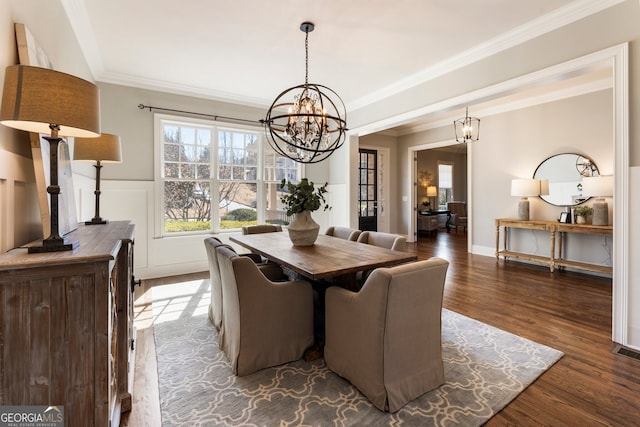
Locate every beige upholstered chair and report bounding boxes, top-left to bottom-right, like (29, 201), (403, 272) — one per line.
(204, 237), (285, 331)
(216, 246), (314, 376)
(447, 201), (467, 233)
(241, 224), (283, 264)
(324, 258), (449, 412)
(241, 224), (283, 234)
(357, 231), (406, 252)
(325, 226), (361, 241)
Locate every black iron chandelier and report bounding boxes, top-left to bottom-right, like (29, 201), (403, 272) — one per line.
(453, 107), (480, 143)
(263, 22), (347, 164)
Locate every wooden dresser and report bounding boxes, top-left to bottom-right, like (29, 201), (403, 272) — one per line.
(0, 221), (136, 427)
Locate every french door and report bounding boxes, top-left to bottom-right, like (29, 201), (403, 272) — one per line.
(358, 149), (377, 231)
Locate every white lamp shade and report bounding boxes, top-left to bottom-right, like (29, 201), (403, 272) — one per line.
(74, 133), (122, 162)
(539, 179), (550, 196)
(581, 175), (613, 197)
(426, 186), (438, 197)
(0, 65), (100, 137)
(511, 178), (540, 197)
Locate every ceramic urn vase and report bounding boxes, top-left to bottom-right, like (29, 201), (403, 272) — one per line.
(288, 210), (320, 246)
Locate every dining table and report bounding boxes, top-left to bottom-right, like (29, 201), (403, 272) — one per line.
(230, 231), (417, 360)
(230, 231), (417, 283)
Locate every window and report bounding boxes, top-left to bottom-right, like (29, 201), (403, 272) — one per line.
(438, 162), (453, 208)
(156, 115), (299, 235)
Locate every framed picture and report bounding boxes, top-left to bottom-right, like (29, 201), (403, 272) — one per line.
(559, 212), (571, 223)
(17, 23), (78, 237)
(29, 133), (79, 237)
(15, 23), (54, 69)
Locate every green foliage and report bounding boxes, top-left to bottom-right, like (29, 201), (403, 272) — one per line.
(164, 221), (211, 232)
(220, 220), (256, 229)
(165, 219), (260, 232)
(221, 208), (257, 222)
(574, 205), (593, 217)
(279, 178), (330, 216)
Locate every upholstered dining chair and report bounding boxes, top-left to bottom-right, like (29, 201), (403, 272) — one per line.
(216, 246), (314, 376)
(241, 224), (283, 234)
(241, 224), (283, 264)
(204, 237), (285, 331)
(447, 201), (468, 233)
(325, 226), (362, 241)
(324, 257), (449, 412)
(356, 231), (406, 252)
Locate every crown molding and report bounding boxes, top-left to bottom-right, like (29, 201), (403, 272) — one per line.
(63, 0), (623, 111)
(97, 71), (269, 109)
(395, 75), (613, 136)
(347, 0), (624, 111)
(352, 42), (624, 137)
(61, 0), (104, 78)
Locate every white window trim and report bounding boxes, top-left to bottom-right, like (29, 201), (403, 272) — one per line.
(153, 113), (301, 238)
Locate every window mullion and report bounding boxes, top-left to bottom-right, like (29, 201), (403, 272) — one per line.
(211, 127), (220, 233)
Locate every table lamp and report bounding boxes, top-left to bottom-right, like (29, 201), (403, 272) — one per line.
(511, 178), (540, 221)
(581, 175), (613, 226)
(74, 133), (122, 225)
(539, 179), (550, 196)
(426, 186), (438, 211)
(0, 65), (100, 252)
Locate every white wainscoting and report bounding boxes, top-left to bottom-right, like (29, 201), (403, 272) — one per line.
(0, 149), (41, 252)
(72, 178), (347, 280)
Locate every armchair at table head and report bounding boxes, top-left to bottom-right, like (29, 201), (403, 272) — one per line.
(325, 226), (362, 241)
(204, 237), (285, 331)
(446, 201), (467, 233)
(215, 246), (314, 376)
(204, 237), (230, 330)
(357, 231), (406, 252)
(324, 257), (449, 412)
(241, 224), (283, 234)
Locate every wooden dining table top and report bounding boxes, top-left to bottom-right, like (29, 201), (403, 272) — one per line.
(230, 232), (417, 281)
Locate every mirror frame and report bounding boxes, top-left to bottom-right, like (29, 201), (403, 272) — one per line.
(533, 153), (599, 207)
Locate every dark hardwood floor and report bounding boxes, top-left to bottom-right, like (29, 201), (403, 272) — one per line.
(122, 230), (640, 426)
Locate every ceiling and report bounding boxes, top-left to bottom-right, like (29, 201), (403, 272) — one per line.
(66, 0), (615, 134)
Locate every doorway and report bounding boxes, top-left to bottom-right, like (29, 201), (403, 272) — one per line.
(415, 144), (468, 242)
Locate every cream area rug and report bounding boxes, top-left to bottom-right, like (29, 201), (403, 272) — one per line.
(152, 279), (563, 426)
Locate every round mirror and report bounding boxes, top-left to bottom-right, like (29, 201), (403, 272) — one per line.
(533, 153), (599, 207)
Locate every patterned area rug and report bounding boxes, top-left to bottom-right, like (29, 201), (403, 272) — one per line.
(152, 279), (563, 426)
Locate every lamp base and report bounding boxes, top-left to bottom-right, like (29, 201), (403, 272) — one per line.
(85, 218), (108, 225)
(592, 199), (609, 226)
(517, 199), (530, 221)
(28, 237), (79, 253)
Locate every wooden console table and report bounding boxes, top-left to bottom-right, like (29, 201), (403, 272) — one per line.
(0, 221), (136, 427)
(495, 218), (612, 274)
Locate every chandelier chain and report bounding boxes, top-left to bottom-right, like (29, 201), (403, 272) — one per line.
(305, 30), (309, 85)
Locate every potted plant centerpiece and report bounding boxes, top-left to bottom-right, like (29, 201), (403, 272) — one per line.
(574, 205), (593, 224)
(280, 178), (330, 246)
